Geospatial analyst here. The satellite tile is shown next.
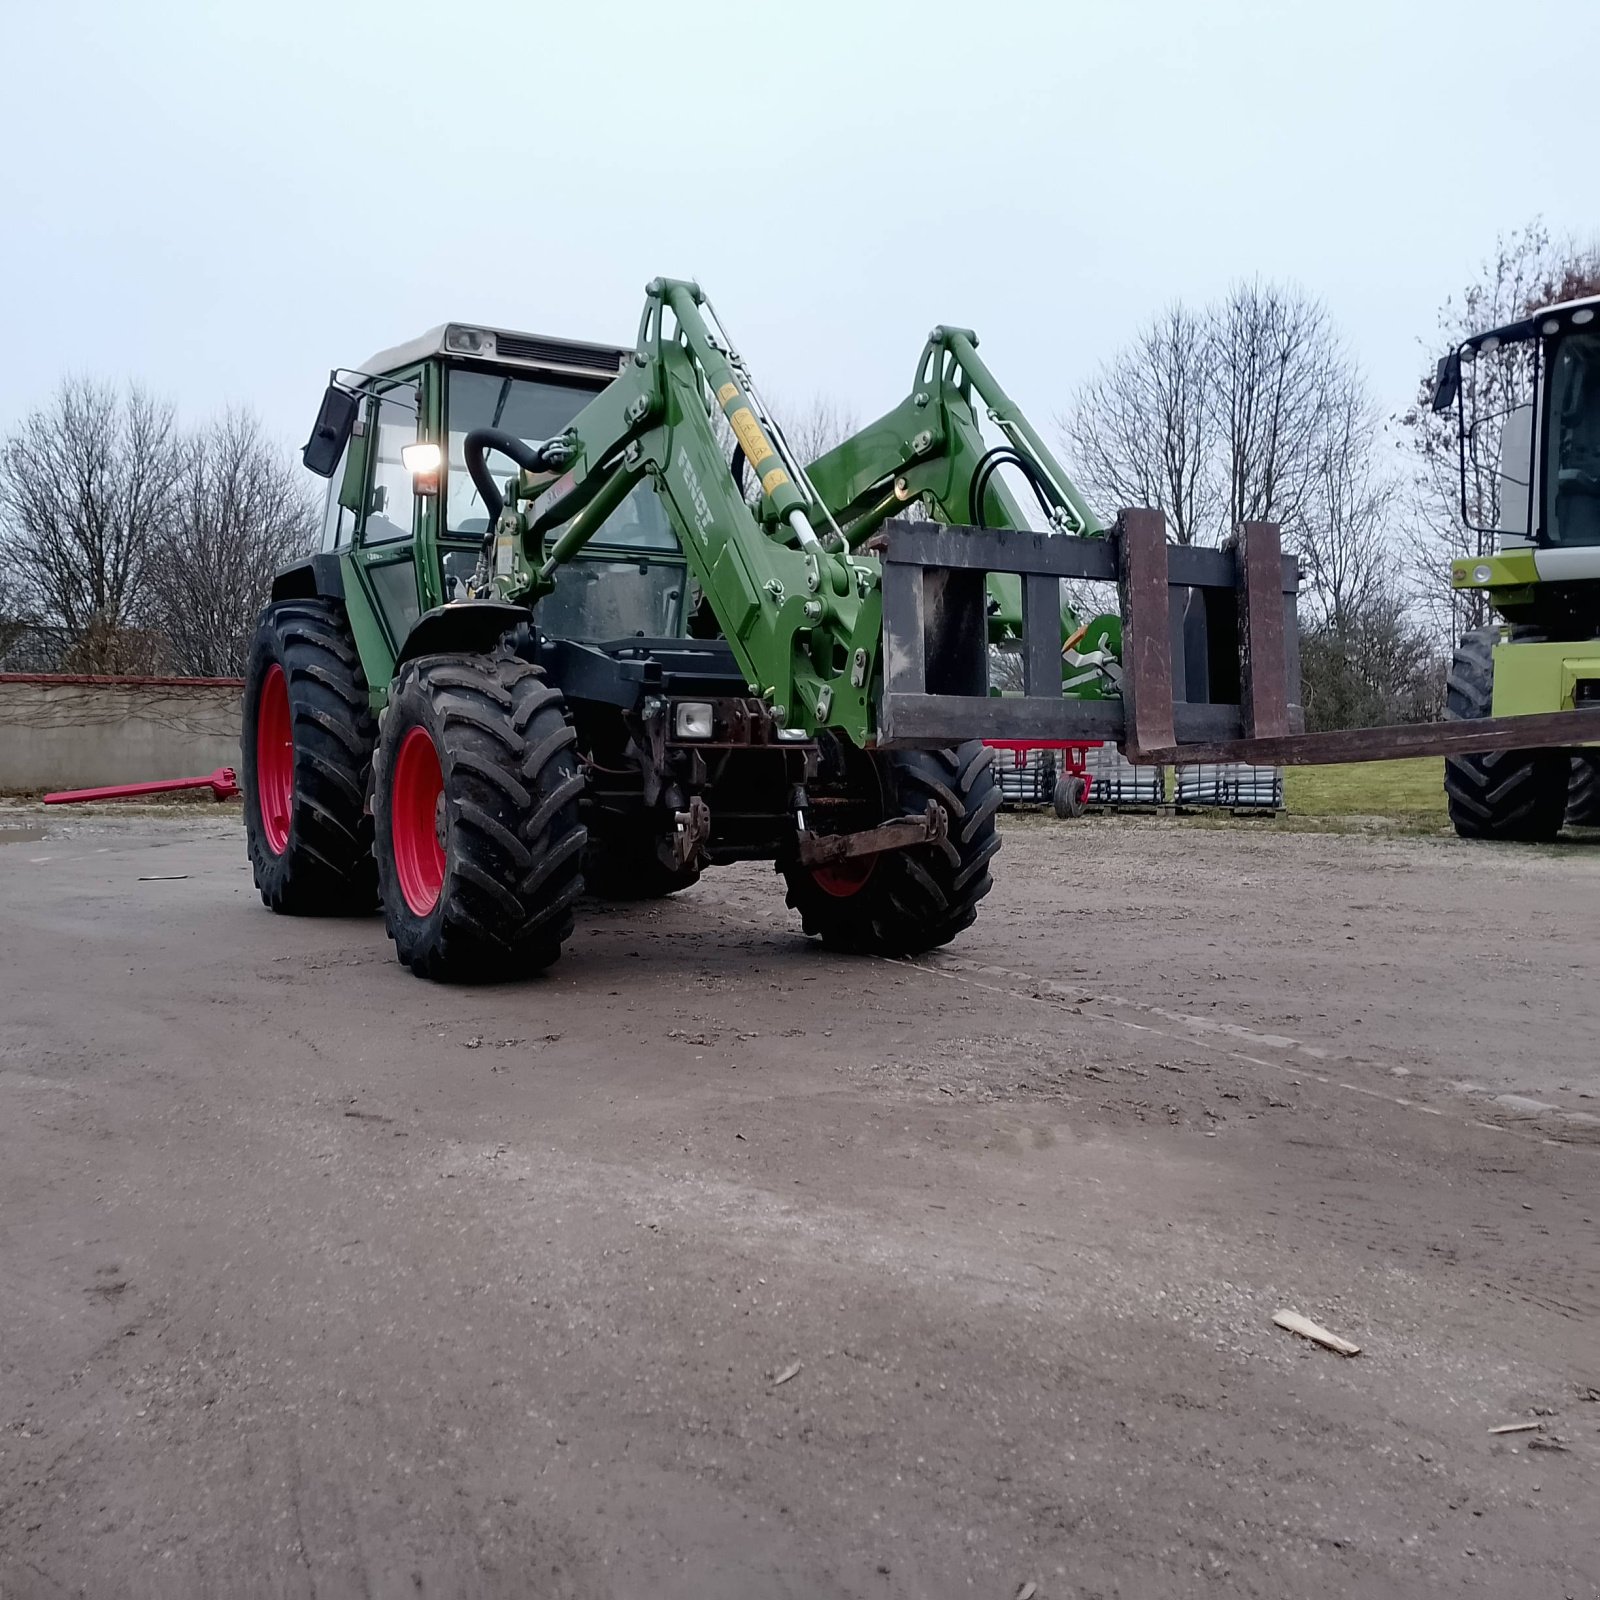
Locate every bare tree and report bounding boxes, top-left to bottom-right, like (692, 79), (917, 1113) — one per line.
(1061, 284), (1355, 549)
(1063, 283), (1437, 727)
(0, 378), (179, 671)
(1209, 282), (1346, 545)
(1296, 380), (1396, 634)
(1058, 304), (1215, 543)
(150, 410), (319, 677)
(0, 563), (31, 665)
(1400, 221), (1600, 645)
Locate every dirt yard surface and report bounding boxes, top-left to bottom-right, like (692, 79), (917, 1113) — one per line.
(2, 806), (1597, 1599)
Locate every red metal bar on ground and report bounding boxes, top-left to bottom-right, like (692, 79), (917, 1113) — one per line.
(43, 768), (240, 805)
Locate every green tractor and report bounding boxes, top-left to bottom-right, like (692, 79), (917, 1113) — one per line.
(1435, 292), (1600, 838)
(243, 278), (1107, 980)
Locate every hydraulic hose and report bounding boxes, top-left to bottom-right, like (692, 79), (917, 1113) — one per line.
(969, 446), (1056, 528)
(462, 428), (554, 534)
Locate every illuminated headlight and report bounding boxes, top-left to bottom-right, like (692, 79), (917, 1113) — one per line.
(1574, 309), (1596, 326)
(446, 326), (497, 355)
(674, 701), (714, 739)
(401, 442), (442, 475)
(1473, 563), (1494, 583)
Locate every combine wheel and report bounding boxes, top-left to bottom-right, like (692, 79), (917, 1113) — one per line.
(1566, 754), (1600, 827)
(1442, 628), (1567, 841)
(783, 741), (1001, 955)
(241, 598), (378, 914)
(373, 653), (586, 981)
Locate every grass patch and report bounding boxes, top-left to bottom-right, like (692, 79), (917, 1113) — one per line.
(1284, 758), (1446, 819)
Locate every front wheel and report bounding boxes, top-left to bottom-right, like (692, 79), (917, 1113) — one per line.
(782, 741), (1001, 956)
(1442, 628), (1567, 842)
(374, 654), (587, 981)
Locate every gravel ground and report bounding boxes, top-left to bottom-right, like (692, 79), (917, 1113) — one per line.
(1, 805), (1596, 1599)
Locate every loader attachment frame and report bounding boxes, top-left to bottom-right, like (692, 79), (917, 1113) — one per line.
(879, 509), (1600, 762)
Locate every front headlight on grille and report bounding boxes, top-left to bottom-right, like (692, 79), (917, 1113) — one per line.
(674, 701), (714, 739)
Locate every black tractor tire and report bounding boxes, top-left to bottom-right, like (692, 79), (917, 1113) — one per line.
(241, 598), (378, 915)
(782, 742), (1001, 956)
(373, 653), (586, 982)
(584, 835), (701, 900)
(1567, 754), (1600, 827)
(1443, 628), (1567, 842)
(1052, 772), (1089, 819)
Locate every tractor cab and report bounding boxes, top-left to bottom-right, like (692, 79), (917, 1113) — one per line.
(303, 323), (690, 681)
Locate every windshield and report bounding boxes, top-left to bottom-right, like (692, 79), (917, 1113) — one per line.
(1546, 332), (1600, 547)
(445, 368), (676, 551)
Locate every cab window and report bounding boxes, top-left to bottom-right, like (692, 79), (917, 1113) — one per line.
(363, 395), (421, 545)
(444, 368), (676, 551)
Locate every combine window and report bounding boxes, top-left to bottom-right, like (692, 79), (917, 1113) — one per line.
(1546, 332), (1600, 547)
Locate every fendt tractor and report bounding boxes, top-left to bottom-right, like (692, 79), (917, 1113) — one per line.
(1433, 291), (1600, 840)
(243, 278), (1117, 980)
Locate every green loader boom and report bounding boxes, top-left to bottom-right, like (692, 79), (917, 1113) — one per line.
(458, 276), (1102, 745)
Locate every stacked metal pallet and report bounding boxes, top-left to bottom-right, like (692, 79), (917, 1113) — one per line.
(1173, 763), (1284, 812)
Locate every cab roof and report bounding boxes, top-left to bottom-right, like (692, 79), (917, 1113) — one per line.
(356, 322), (632, 384)
(1458, 292), (1600, 355)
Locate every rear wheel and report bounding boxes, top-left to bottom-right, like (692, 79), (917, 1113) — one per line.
(782, 741), (1001, 955)
(241, 599), (377, 914)
(374, 653), (586, 981)
(1443, 628), (1567, 841)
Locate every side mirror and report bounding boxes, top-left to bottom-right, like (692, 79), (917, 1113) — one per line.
(302, 383), (360, 477)
(370, 484), (389, 516)
(1431, 350), (1462, 414)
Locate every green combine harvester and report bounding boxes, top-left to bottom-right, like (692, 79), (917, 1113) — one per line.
(246, 279), (1114, 980)
(1433, 291), (1600, 839)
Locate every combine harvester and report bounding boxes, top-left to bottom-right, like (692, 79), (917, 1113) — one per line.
(241, 278), (1600, 980)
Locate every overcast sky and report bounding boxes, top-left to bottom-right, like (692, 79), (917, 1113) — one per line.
(3, 0), (1594, 465)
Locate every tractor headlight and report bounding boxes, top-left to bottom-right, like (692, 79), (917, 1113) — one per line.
(674, 702), (714, 739)
(1473, 563), (1494, 583)
(402, 442), (442, 475)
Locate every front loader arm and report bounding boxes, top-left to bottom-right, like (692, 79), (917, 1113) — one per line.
(487, 278), (881, 741)
(484, 279), (1104, 746)
(805, 326), (1103, 548)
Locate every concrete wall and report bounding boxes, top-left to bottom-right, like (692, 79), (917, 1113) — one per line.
(0, 675), (244, 792)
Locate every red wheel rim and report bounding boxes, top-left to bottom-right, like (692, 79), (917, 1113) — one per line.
(392, 726), (446, 916)
(256, 663), (293, 855)
(812, 856), (876, 898)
